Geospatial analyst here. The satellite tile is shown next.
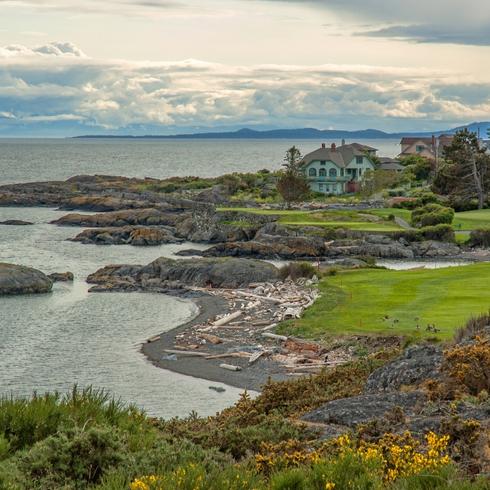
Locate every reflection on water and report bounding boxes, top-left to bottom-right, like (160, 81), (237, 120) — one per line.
(376, 259), (474, 270)
(0, 207), (244, 418)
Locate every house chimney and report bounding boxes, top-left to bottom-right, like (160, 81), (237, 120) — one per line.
(321, 143), (326, 149)
(331, 143), (336, 151)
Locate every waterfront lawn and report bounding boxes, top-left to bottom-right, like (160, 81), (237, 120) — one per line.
(371, 207), (490, 231)
(217, 207), (402, 231)
(278, 263), (490, 340)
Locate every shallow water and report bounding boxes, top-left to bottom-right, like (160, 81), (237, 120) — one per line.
(0, 207), (245, 417)
(376, 259), (473, 270)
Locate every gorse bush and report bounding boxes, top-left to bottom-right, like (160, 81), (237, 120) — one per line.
(411, 203), (455, 228)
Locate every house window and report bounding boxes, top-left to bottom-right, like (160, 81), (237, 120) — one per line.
(325, 185), (330, 193)
(319, 184), (324, 192)
(329, 168), (337, 178)
(320, 160), (326, 165)
(356, 156), (363, 164)
(309, 168), (317, 177)
(416, 145), (425, 153)
(359, 169), (363, 176)
(340, 168), (344, 177)
(319, 168), (326, 177)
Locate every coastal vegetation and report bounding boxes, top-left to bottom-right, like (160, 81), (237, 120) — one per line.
(278, 263), (490, 340)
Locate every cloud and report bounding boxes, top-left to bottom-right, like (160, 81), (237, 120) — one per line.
(255, 0), (490, 46)
(0, 42), (86, 58)
(1, 41), (489, 135)
(0, 0), (191, 17)
(358, 24), (490, 47)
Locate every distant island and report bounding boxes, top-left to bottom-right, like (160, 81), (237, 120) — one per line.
(74, 122), (490, 140)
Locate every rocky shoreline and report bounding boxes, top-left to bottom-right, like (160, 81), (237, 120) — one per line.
(1, 175), (490, 393)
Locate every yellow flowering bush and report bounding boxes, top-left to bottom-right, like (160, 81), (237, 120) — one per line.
(255, 439), (321, 473)
(333, 431), (451, 482)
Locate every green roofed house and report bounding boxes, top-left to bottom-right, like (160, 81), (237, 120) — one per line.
(300, 142), (377, 195)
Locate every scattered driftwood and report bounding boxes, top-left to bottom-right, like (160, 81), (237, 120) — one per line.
(163, 349), (210, 357)
(198, 333), (223, 344)
(220, 363), (242, 372)
(262, 332), (288, 341)
(249, 350), (269, 364)
(213, 310), (242, 327)
(147, 335), (161, 343)
(205, 352), (250, 360)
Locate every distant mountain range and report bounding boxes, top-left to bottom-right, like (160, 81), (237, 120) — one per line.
(75, 122), (490, 140)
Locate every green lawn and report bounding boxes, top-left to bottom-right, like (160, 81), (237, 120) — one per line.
(453, 209), (490, 231)
(371, 207), (490, 231)
(278, 263), (490, 340)
(218, 207), (402, 231)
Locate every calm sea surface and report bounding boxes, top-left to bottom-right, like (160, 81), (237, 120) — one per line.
(0, 138), (401, 185)
(0, 207), (245, 417)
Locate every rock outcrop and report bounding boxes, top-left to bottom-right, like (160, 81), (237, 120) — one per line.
(71, 227), (181, 246)
(0, 263), (53, 295)
(0, 220), (33, 225)
(87, 257), (280, 290)
(48, 272), (74, 282)
(51, 208), (185, 228)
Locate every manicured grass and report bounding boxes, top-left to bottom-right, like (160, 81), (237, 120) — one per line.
(372, 207), (490, 231)
(453, 209), (490, 231)
(217, 207), (402, 231)
(279, 263), (490, 340)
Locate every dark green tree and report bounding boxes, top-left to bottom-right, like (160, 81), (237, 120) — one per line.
(276, 146), (309, 207)
(435, 129), (490, 209)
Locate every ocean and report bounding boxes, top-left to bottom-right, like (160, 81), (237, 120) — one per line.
(0, 138), (401, 185)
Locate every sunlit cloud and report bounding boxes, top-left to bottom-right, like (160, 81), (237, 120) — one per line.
(0, 41), (488, 135)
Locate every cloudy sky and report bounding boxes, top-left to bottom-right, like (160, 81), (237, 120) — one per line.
(0, 0), (489, 135)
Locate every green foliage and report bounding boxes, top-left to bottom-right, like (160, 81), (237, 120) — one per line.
(469, 228), (490, 248)
(399, 155), (433, 182)
(419, 224), (455, 242)
(411, 203), (455, 228)
(434, 129), (490, 210)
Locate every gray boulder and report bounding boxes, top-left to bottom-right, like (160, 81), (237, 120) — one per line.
(302, 391), (426, 427)
(0, 263), (53, 295)
(87, 257), (280, 289)
(365, 344), (443, 392)
(140, 257), (280, 288)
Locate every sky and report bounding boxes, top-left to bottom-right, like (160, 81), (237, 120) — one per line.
(0, 0), (490, 136)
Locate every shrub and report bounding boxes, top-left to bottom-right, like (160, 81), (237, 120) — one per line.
(469, 228), (490, 248)
(420, 224), (455, 242)
(411, 203), (455, 228)
(443, 338), (490, 396)
(279, 262), (317, 281)
(394, 224), (455, 243)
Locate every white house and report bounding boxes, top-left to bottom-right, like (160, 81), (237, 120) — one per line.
(300, 142), (377, 195)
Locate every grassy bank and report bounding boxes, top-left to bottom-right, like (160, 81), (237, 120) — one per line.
(218, 207), (402, 231)
(279, 263), (490, 340)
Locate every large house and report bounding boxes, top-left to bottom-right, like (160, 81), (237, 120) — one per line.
(399, 135), (453, 160)
(300, 142), (377, 195)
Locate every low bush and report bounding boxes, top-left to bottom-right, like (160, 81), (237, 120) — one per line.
(443, 338), (490, 396)
(469, 228), (490, 248)
(279, 262), (318, 281)
(411, 203), (455, 228)
(420, 224), (455, 242)
(394, 224), (455, 243)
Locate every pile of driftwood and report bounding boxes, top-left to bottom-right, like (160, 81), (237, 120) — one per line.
(153, 280), (352, 375)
